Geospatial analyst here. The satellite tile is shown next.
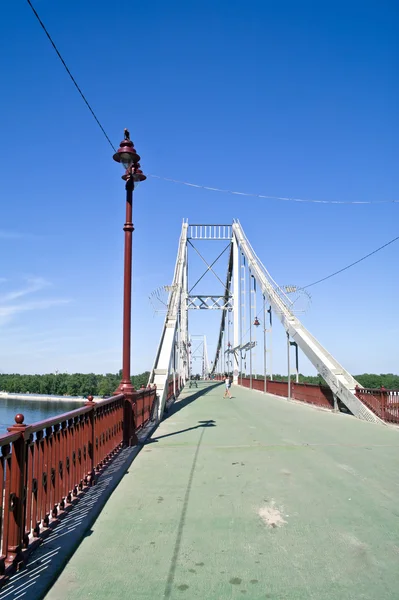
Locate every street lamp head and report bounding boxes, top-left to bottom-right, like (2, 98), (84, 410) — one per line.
(113, 129), (140, 169)
(132, 163), (147, 184)
(122, 162), (147, 185)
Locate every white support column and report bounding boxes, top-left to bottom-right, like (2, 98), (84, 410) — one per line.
(188, 335), (192, 381)
(173, 339), (176, 398)
(252, 276), (257, 379)
(176, 317), (181, 390)
(263, 295), (267, 393)
(268, 306), (273, 380)
(291, 341), (299, 383)
(204, 335), (210, 379)
(181, 243), (189, 385)
(249, 271), (253, 389)
(287, 331), (291, 399)
(227, 310), (234, 374)
(241, 257), (246, 378)
(232, 232), (240, 384)
(223, 326), (226, 374)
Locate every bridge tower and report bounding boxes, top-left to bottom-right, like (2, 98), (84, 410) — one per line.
(148, 220), (382, 425)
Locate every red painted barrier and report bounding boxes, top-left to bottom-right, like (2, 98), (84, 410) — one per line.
(238, 378), (399, 421)
(135, 386), (158, 429)
(250, 379), (266, 392)
(167, 376), (181, 401)
(238, 378), (333, 409)
(0, 387), (158, 580)
(355, 387), (399, 424)
(291, 382), (334, 409)
(265, 380), (289, 397)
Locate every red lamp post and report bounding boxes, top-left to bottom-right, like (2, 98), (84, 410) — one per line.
(113, 129), (146, 444)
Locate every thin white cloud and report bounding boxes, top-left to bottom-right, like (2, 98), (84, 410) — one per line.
(0, 277), (71, 326)
(1, 300), (69, 316)
(0, 277), (50, 303)
(0, 298), (71, 320)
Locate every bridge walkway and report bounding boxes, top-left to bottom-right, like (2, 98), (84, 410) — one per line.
(46, 382), (399, 600)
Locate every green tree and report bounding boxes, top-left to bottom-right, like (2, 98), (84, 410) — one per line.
(67, 375), (81, 397)
(132, 371), (150, 388)
(97, 377), (113, 397)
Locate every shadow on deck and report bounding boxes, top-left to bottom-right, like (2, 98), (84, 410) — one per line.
(0, 383), (218, 600)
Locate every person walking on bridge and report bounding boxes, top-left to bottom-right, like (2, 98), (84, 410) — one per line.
(223, 373), (232, 399)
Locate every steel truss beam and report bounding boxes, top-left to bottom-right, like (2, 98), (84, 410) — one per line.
(188, 224), (232, 240)
(188, 295), (232, 310)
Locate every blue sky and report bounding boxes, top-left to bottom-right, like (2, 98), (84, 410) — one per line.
(0, 0), (398, 376)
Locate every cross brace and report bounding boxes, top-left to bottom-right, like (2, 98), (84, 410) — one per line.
(187, 295), (233, 310)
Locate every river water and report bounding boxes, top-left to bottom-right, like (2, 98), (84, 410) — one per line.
(0, 398), (85, 435)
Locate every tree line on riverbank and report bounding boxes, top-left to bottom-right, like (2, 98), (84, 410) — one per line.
(0, 371), (398, 397)
(0, 371), (150, 397)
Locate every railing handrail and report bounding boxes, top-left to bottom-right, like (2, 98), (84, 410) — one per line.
(0, 395), (128, 444)
(356, 387), (399, 393)
(0, 430), (23, 446)
(135, 387), (156, 396)
(26, 406), (93, 434)
(90, 393), (125, 408)
(239, 377), (329, 389)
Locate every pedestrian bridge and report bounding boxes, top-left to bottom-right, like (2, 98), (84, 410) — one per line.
(0, 220), (398, 599)
(4, 382), (398, 600)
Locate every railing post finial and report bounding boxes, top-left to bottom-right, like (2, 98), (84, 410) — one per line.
(6, 414), (28, 568)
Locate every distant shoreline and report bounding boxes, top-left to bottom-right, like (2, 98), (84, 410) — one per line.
(0, 392), (87, 403)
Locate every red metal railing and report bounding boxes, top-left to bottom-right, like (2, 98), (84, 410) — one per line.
(135, 386), (158, 429)
(291, 382), (334, 409)
(264, 380), (288, 397)
(167, 376), (180, 401)
(0, 387), (158, 578)
(354, 387), (399, 424)
(238, 378), (399, 422)
(239, 378), (334, 409)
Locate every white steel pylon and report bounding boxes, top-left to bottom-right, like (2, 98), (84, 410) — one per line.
(203, 335), (210, 379)
(228, 220), (382, 424)
(148, 222), (233, 419)
(148, 222), (189, 418)
(149, 219), (382, 424)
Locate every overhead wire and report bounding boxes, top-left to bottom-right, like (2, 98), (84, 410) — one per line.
(26, 0), (116, 152)
(26, 0), (398, 207)
(303, 234), (399, 289)
(148, 175), (399, 205)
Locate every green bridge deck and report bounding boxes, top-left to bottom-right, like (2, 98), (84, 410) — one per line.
(46, 382), (399, 600)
